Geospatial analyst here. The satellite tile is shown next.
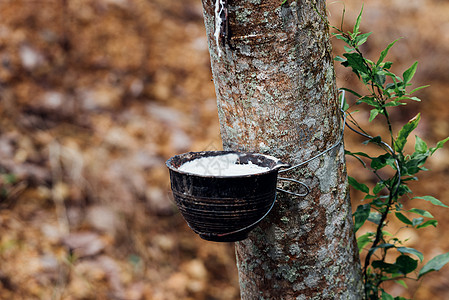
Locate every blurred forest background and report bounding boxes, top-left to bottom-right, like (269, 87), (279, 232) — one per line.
(0, 0), (448, 299)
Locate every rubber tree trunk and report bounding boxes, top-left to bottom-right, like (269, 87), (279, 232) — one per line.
(200, 0), (364, 299)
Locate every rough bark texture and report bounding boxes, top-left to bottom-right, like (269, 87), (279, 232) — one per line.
(201, 0), (364, 299)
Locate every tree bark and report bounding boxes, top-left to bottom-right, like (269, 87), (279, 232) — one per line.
(200, 0), (364, 299)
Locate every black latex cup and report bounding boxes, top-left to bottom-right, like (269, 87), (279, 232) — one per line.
(166, 151), (289, 242)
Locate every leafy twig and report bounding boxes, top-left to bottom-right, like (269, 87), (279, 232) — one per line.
(336, 7), (449, 299)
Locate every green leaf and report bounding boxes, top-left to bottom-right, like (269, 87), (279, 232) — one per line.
(339, 93), (349, 112)
(383, 61), (393, 69)
(369, 243), (395, 257)
(395, 212), (412, 225)
(383, 230), (393, 237)
(345, 151), (368, 167)
(343, 52), (369, 75)
(353, 5), (364, 35)
(395, 254), (418, 275)
(369, 109), (380, 122)
(363, 135), (383, 146)
(344, 45), (354, 53)
(402, 176), (418, 182)
(419, 252), (449, 278)
(373, 182), (386, 194)
(334, 34), (351, 44)
(334, 55), (346, 62)
(403, 61), (418, 84)
(395, 113), (421, 152)
(412, 217), (424, 227)
(354, 204), (370, 232)
(374, 72), (386, 87)
(384, 100), (407, 107)
(371, 153), (396, 170)
(381, 290), (394, 300)
(410, 85), (430, 94)
(408, 208), (433, 218)
(406, 151), (430, 173)
(413, 196), (448, 208)
(368, 211), (382, 224)
(357, 96), (379, 107)
(397, 247), (424, 262)
(373, 260), (398, 273)
(377, 38), (401, 66)
(398, 184), (412, 196)
(364, 194), (378, 200)
(417, 219), (438, 228)
(357, 232), (374, 253)
(414, 136), (428, 153)
(371, 197), (386, 207)
(348, 176), (369, 193)
(355, 32), (372, 46)
(430, 137), (449, 155)
(339, 87), (362, 98)
(405, 96), (422, 102)
(345, 151), (372, 159)
(395, 279), (408, 289)
(396, 255), (418, 274)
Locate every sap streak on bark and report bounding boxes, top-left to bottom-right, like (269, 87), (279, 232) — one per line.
(200, 0), (364, 299)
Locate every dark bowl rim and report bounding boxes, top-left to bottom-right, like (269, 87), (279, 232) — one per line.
(165, 150), (290, 179)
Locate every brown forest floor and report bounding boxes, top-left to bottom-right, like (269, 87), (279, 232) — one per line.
(0, 0), (448, 299)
